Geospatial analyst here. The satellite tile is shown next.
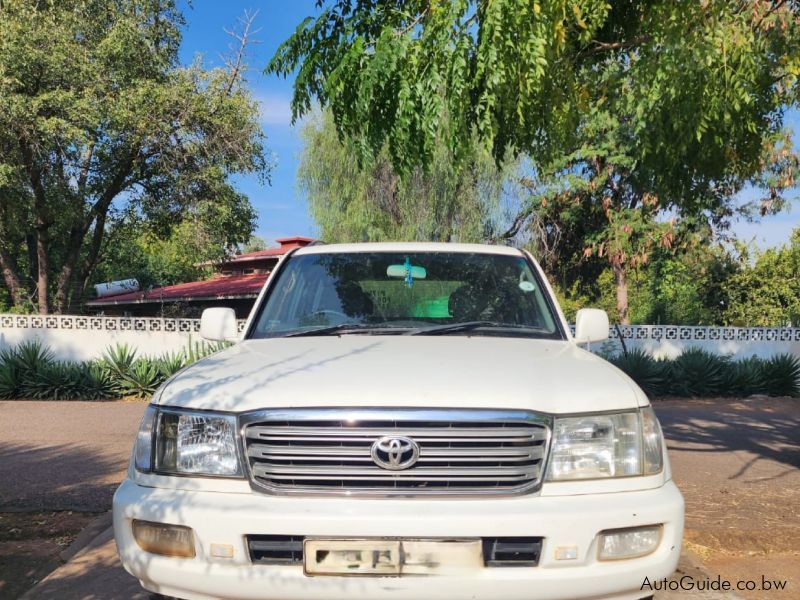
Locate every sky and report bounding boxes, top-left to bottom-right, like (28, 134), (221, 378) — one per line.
(178, 0), (319, 244)
(177, 1), (799, 249)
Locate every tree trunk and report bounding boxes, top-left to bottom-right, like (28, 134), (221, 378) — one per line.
(613, 262), (630, 325)
(54, 225), (87, 313)
(26, 234), (37, 288)
(0, 246), (25, 307)
(35, 224), (49, 314)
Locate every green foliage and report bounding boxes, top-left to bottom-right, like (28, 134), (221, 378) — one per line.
(184, 340), (230, 364)
(0, 345), (23, 399)
(299, 110), (520, 243)
(0, 339), (228, 400)
(19, 361), (113, 400)
(610, 349), (667, 398)
(157, 351), (188, 379)
(0, 0), (267, 312)
(93, 217), (223, 293)
(117, 359), (163, 399)
(667, 348), (730, 398)
(100, 344), (138, 382)
(271, 1), (799, 174)
(722, 357), (766, 398)
(271, 1), (800, 324)
(760, 354), (800, 398)
(611, 348), (800, 398)
(722, 230), (800, 326)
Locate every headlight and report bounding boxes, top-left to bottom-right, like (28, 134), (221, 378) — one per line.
(134, 405), (242, 477)
(545, 407), (664, 481)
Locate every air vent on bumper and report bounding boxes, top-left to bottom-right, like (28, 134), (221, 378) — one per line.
(482, 537), (543, 567)
(247, 535), (304, 565)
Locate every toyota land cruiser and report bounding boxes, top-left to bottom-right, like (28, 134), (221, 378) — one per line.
(113, 242), (684, 600)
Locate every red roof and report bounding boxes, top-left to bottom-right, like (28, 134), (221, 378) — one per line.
(225, 236), (315, 264)
(87, 273), (269, 306)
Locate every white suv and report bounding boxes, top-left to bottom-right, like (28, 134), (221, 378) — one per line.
(114, 242), (684, 600)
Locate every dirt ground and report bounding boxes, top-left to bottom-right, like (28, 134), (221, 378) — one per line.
(654, 396), (800, 600)
(0, 511), (100, 599)
(0, 399), (146, 599)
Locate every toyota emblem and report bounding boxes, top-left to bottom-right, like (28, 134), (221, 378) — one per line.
(370, 435), (420, 470)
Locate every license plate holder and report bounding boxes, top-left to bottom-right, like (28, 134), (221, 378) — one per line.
(303, 538), (483, 576)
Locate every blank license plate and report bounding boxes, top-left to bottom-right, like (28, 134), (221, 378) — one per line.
(304, 538), (483, 576)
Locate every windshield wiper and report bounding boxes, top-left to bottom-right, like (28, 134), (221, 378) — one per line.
(281, 323), (408, 337)
(409, 321), (546, 336)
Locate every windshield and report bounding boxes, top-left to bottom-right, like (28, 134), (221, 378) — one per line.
(249, 251), (563, 339)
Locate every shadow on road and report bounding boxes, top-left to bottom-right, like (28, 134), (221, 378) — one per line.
(656, 398), (800, 480)
(0, 442), (123, 513)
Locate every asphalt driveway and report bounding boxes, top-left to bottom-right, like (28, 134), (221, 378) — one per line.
(1, 397), (798, 600)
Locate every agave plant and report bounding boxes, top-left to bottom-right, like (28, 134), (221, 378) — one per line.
(7, 340), (54, 378)
(667, 348), (731, 397)
(184, 339), (230, 364)
(20, 361), (87, 400)
(721, 356), (765, 397)
(0, 358), (19, 399)
(156, 351), (187, 379)
(100, 343), (137, 381)
(118, 359), (166, 398)
(760, 354), (800, 397)
(82, 362), (118, 400)
(610, 349), (668, 397)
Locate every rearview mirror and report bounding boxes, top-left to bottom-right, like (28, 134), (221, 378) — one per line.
(200, 307), (239, 342)
(574, 308), (609, 344)
(387, 264), (427, 279)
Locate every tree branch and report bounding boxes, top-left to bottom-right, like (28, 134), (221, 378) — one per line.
(222, 9), (260, 96)
(577, 35), (652, 59)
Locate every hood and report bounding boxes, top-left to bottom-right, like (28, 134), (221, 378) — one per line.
(157, 336), (646, 414)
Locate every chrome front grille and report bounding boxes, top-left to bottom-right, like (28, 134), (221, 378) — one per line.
(242, 408), (550, 496)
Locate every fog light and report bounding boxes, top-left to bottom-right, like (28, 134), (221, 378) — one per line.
(597, 525), (661, 561)
(132, 519), (195, 558)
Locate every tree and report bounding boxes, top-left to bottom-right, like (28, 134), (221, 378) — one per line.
(0, 0), (268, 313)
(268, 0), (800, 322)
(241, 236), (269, 254)
(299, 110), (523, 243)
(93, 198), (257, 293)
(722, 229), (800, 326)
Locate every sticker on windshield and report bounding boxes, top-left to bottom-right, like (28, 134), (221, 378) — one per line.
(519, 281), (536, 292)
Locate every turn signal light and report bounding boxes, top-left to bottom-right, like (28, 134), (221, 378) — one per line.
(132, 519), (196, 558)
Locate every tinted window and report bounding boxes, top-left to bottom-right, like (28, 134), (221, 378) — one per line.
(250, 252), (562, 338)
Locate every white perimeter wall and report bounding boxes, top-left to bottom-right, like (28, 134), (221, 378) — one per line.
(1, 314), (799, 361)
(0, 314), (246, 361)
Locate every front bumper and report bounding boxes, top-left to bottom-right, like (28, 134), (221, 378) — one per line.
(113, 479), (684, 600)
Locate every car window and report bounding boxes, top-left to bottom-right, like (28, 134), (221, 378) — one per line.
(249, 252), (562, 338)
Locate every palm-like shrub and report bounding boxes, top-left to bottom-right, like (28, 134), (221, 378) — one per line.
(20, 361), (84, 400)
(100, 343), (137, 381)
(760, 354), (800, 397)
(83, 362), (117, 400)
(0, 341), (55, 398)
(157, 351), (187, 379)
(185, 340), (229, 363)
(0, 356), (19, 399)
(118, 359), (164, 398)
(667, 348), (731, 397)
(611, 349), (668, 397)
(721, 356), (765, 397)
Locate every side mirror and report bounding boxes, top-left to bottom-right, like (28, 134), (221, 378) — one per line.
(200, 307), (239, 342)
(574, 308), (609, 344)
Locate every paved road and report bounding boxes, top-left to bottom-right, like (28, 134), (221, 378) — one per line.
(2, 398), (797, 599)
(0, 401), (146, 512)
